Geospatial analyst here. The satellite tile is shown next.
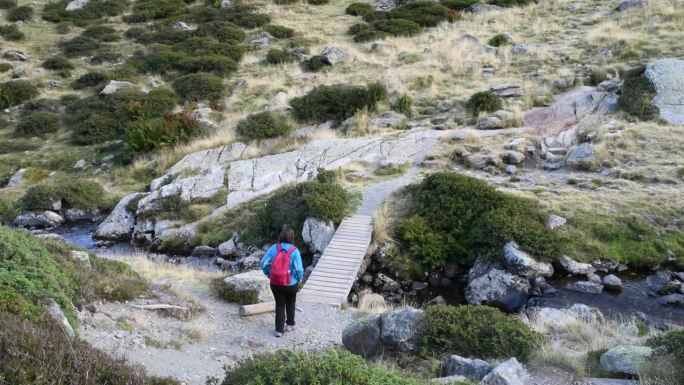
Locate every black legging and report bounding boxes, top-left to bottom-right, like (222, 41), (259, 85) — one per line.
(270, 284), (298, 333)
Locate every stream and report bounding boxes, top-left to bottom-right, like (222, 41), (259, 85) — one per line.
(47, 223), (683, 328)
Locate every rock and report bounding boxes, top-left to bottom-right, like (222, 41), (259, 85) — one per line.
(592, 259), (619, 273)
(69, 250), (91, 267)
(222, 270), (273, 303)
(510, 44), (528, 55)
(376, 0), (412, 11)
(656, 293), (684, 306)
(566, 280), (604, 294)
(6, 168), (26, 187)
(220, 0), (231, 7)
(466, 3), (503, 13)
(154, 222), (198, 253)
(527, 307), (574, 328)
(3, 50), (28, 61)
(320, 46), (348, 64)
(585, 379), (637, 385)
(94, 193), (146, 241)
(566, 143), (598, 170)
(503, 241), (554, 278)
(369, 111), (406, 128)
(616, 0), (644, 12)
(481, 358), (529, 385)
(505, 165), (517, 174)
(547, 214), (566, 230)
(302, 217), (335, 254)
(465, 267), (530, 312)
(218, 239), (237, 257)
(411, 281), (428, 291)
(171, 21), (193, 31)
(343, 314), (383, 356)
(558, 255), (596, 275)
(602, 274), (623, 290)
(587, 272), (602, 283)
(100, 80), (137, 95)
(476, 116), (503, 130)
(250, 32), (272, 49)
(46, 299), (75, 339)
(646, 271), (673, 294)
(599, 345), (652, 375)
(238, 251), (263, 272)
(133, 304), (191, 321)
(503, 150), (525, 165)
(644, 59), (684, 125)
(430, 375), (470, 384)
(374, 273), (401, 293)
(73, 159), (87, 169)
(13, 211), (64, 228)
(66, 0), (89, 11)
(569, 303), (604, 323)
(380, 307), (425, 352)
(505, 137), (527, 151)
(491, 84), (524, 98)
(443, 355), (490, 381)
(551, 77), (576, 92)
(64, 208), (100, 222)
(192, 245), (216, 257)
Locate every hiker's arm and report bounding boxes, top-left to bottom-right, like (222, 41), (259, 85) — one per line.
(261, 246), (275, 277)
(292, 249), (304, 283)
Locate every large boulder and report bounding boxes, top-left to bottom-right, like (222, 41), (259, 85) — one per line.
(7, 168), (26, 187)
(302, 217), (335, 254)
(14, 211), (64, 228)
(94, 193), (146, 241)
(558, 255), (596, 275)
(503, 241), (554, 278)
(643, 59), (684, 125)
(320, 46), (349, 65)
(380, 307), (426, 352)
(218, 238), (237, 257)
(342, 314), (383, 357)
(100, 80), (137, 95)
(481, 358), (529, 385)
(221, 270), (273, 303)
(153, 222), (198, 253)
(599, 345), (653, 375)
(443, 355), (491, 381)
(566, 280), (604, 294)
(66, 0), (89, 11)
(565, 143), (598, 170)
(465, 267), (531, 312)
(46, 299), (75, 339)
(616, 0), (644, 12)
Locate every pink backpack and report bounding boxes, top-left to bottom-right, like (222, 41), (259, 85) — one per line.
(270, 243), (296, 286)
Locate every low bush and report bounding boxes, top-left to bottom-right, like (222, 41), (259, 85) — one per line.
(236, 111), (293, 141)
(123, 0), (186, 23)
(195, 21), (246, 43)
(644, 330), (684, 384)
(0, 80), (38, 109)
(58, 35), (100, 57)
(489, 0), (535, 6)
(124, 113), (202, 154)
(353, 28), (388, 42)
(301, 55), (332, 72)
(42, 0), (127, 26)
(273, 0), (298, 3)
(71, 71), (109, 89)
(617, 66), (658, 120)
(290, 83), (385, 123)
(348, 22), (371, 35)
(7, 5), (33, 21)
(20, 178), (111, 211)
(371, 18), (421, 37)
(394, 93), (413, 115)
(262, 24), (295, 38)
(220, 349), (423, 385)
(466, 90), (502, 116)
(219, 5), (271, 29)
(346, 2), (374, 16)
(82, 25), (120, 41)
(389, 2), (451, 27)
(0, 24), (23, 40)
(179, 55), (238, 76)
(0, 0), (16, 9)
(487, 33), (509, 47)
(264, 48), (297, 65)
(440, 0), (478, 10)
(14, 111), (61, 137)
(42, 55), (74, 71)
(362, 10), (390, 22)
(307, 0), (329, 4)
(173, 72), (225, 101)
(131, 50), (188, 74)
(55, 21), (72, 34)
(422, 305), (545, 360)
(648, 330), (684, 360)
(177, 38), (246, 62)
(397, 172), (559, 269)
(0, 62), (11, 72)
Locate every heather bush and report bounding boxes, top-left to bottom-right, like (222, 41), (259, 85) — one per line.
(7, 5), (33, 21)
(466, 90), (502, 116)
(346, 2), (374, 16)
(59, 35), (100, 57)
(0, 80), (38, 109)
(173, 72), (225, 101)
(195, 21), (245, 43)
(124, 113), (202, 153)
(389, 1), (451, 27)
(617, 66), (658, 120)
(290, 83), (386, 123)
(262, 24), (295, 38)
(0, 24), (24, 40)
(264, 48), (297, 65)
(71, 71), (109, 89)
(440, 0), (478, 10)
(371, 19), (421, 37)
(82, 25), (120, 41)
(14, 111), (61, 137)
(487, 33), (510, 47)
(236, 111), (293, 141)
(301, 55), (332, 72)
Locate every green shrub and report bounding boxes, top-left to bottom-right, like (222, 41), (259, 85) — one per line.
(394, 93), (413, 115)
(0, 0), (16, 9)
(0, 62), (11, 72)
(211, 277), (259, 305)
(177, 38), (246, 61)
(7, 5), (33, 21)
(220, 349), (423, 385)
(389, 2), (451, 27)
(489, 0), (535, 6)
(273, 0), (298, 3)
(353, 29), (389, 42)
(0, 80), (38, 109)
(90, 257), (149, 302)
(617, 66), (658, 120)
(372, 19), (421, 36)
(173, 72), (225, 101)
(236, 111), (293, 141)
(644, 330), (684, 384)
(265, 48), (297, 65)
(123, 0), (186, 23)
(15, 111), (61, 137)
(59, 35), (100, 57)
(131, 50), (188, 74)
(348, 22), (372, 36)
(301, 55), (332, 72)
(440, 0), (478, 10)
(195, 21), (246, 43)
(367, 81), (389, 102)
(346, 2), (374, 16)
(42, 0), (127, 25)
(42, 55), (74, 71)
(362, 10), (390, 22)
(588, 68), (610, 86)
(55, 21), (72, 34)
(124, 113), (202, 154)
(487, 33), (509, 47)
(262, 24), (295, 38)
(290, 83), (385, 123)
(82, 25), (120, 41)
(20, 179), (111, 211)
(307, 0), (329, 4)
(397, 172), (559, 269)
(422, 305), (545, 360)
(219, 5), (271, 29)
(71, 71), (109, 89)
(179, 55), (238, 76)
(466, 90), (502, 116)
(0, 24), (24, 40)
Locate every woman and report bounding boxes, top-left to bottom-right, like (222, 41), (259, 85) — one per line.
(260, 228), (304, 337)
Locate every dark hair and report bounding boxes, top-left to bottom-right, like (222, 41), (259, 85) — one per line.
(278, 228), (295, 244)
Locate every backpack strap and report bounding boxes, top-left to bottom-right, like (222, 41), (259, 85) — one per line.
(285, 245), (296, 257)
(276, 243), (282, 253)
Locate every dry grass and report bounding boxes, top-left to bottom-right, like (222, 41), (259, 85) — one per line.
(357, 291), (391, 315)
(372, 202), (394, 245)
(118, 253), (222, 289)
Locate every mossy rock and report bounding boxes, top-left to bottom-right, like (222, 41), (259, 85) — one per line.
(617, 66), (658, 120)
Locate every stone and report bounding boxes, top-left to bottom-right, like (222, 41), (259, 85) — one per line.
(411, 281), (428, 291)
(644, 59), (684, 125)
(46, 299), (75, 339)
(493, 110), (514, 121)
(250, 32), (272, 49)
(238, 251), (263, 272)
(503, 241), (554, 278)
(64, 208), (100, 222)
(73, 159), (87, 168)
(443, 354), (490, 381)
(511, 44), (528, 55)
(69, 250), (91, 267)
(599, 345), (652, 375)
(369, 111), (406, 128)
(558, 255), (596, 275)
(94, 193), (146, 241)
(430, 375), (470, 384)
(172, 21), (193, 30)
(221, 270), (274, 303)
(66, 0), (89, 11)
(220, 0), (231, 7)
(586, 379), (638, 385)
(302, 217), (335, 254)
(380, 307), (425, 352)
(616, 0), (644, 12)
(132, 304), (191, 321)
(481, 358), (528, 385)
(476, 117), (503, 130)
(587, 272), (602, 283)
(218, 239), (237, 257)
(503, 150), (525, 165)
(465, 267), (530, 312)
(505, 165), (517, 174)
(154, 222), (198, 253)
(376, 0), (413, 11)
(491, 84), (524, 98)
(505, 137), (527, 151)
(547, 214), (566, 230)
(551, 77), (576, 92)
(3, 50), (28, 61)
(13, 211), (64, 228)
(342, 314), (382, 357)
(602, 274), (623, 290)
(646, 271), (673, 294)
(192, 245), (216, 257)
(566, 143), (598, 170)
(569, 303), (604, 323)
(466, 3), (503, 13)
(374, 273), (401, 293)
(593, 259), (619, 273)
(527, 307), (574, 328)
(566, 281), (604, 294)
(6, 168), (26, 187)
(320, 46), (349, 64)
(100, 80), (137, 95)
(656, 293), (684, 305)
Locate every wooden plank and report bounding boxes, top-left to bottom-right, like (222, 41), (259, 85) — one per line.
(316, 259), (358, 267)
(299, 291), (345, 301)
(304, 282), (350, 291)
(313, 267), (358, 274)
(324, 244), (369, 252)
(308, 271), (355, 280)
(318, 256), (358, 263)
(305, 277), (352, 286)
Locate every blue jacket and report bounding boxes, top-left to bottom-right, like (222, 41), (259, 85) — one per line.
(260, 242), (304, 286)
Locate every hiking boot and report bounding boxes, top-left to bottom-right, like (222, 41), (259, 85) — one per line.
(274, 331), (283, 338)
(285, 325), (295, 333)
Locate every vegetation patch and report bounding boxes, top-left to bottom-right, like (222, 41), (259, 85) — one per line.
(346, 2), (374, 16)
(388, 2), (451, 27)
(173, 72), (225, 101)
(14, 111), (61, 137)
(0, 24), (23, 40)
(125, 113), (203, 154)
(236, 111), (293, 141)
(43, 0), (127, 26)
(290, 83), (387, 123)
(617, 66), (658, 120)
(19, 178), (112, 212)
(211, 277), (259, 305)
(422, 304), (545, 360)
(487, 33), (510, 47)
(262, 24), (295, 39)
(466, 90), (502, 116)
(265, 48), (297, 65)
(6, 5), (33, 22)
(71, 71), (109, 89)
(301, 55), (332, 72)
(371, 19), (422, 37)
(440, 0), (479, 10)
(0, 80), (38, 109)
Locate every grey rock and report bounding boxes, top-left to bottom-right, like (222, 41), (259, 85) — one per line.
(505, 165), (517, 174)
(218, 239), (237, 257)
(239, 251), (263, 272)
(511, 44), (528, 55)
(250, 32), (272, 49)
(443, 354), (490, 381)
(656, 293), (684, 305)
(476, 117), (504, 130)
(94, 193), (146, 241)
(503, 150), (525, 165)
(465, 267), (530, 312)
(342, 314), (382, 357)
(644, 59), (684, 125)
(585, 379), (638, 385)
(171, 21), (193, 31)
(73, 159), (87, 168)
(69, 250), (91, 268)
(46, 299), (75, 339)
(380, 307), (425, 352)
(616, 0), (644, 12)
(466, 3), (503, 13)
(376, 0), (412, 11)
(481, 358), (529, 385)
(600, 345), (652, 375)
(547, 214), (566, 230)
(493, 110), (514, 121)
(569, 303), (604, 323)
(602, 274), (623, 290)
(3, 50), (28, 61)
(551, 77), (576, 92)
(6, 168), (26, 187)
(154, 222), (198, 252)
(221, 270), (273, 303)
(374, 273), (401, 293)
(64, 208), (100, 222)
(491, 84), (524, 98)
(302, 217), (335, 254)
(593, 259), (619, 273)
(430, 375), (470, 384)
(566, 143), (598, 170)
(220, 0), (231, 8)
(100, 80), (137, 95)
(411, 281), (428, 291)
(66, 0), (89, 11)
(566, 280), (604, 294)
(192, 245), (216, 257)
(646, 271), (673, 294)
(14, 211), (64, 228)
(587, 272), (602, 283)
(503, 241), (553, 278)
(320, 46), (349, 64)
(369, 111), (406, 128)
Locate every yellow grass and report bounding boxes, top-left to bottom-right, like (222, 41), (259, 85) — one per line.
(118, 253), (222, 288)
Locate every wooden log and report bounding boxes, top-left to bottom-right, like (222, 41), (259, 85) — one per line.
(239, 301), (275, 317)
